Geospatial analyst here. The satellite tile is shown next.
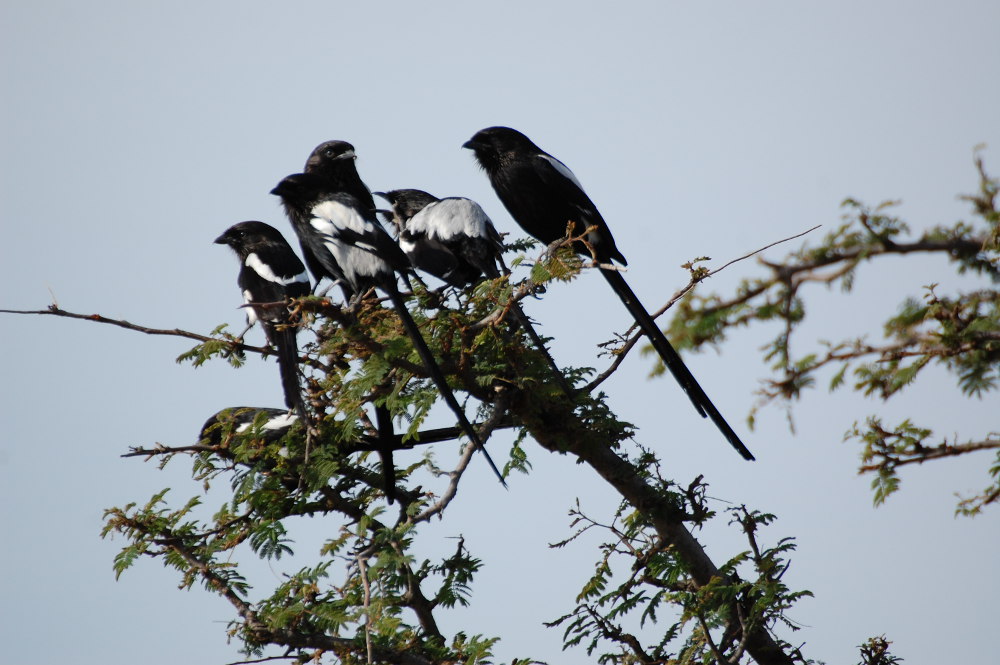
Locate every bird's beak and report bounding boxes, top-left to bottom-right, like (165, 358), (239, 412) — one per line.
(213, 233), (229, 245)
(375, 208), (393, 216)
(372, 191), (388, 200)
(462, 139), (476, 150)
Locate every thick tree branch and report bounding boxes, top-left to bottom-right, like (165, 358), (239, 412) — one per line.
(507, 385), (796, 665)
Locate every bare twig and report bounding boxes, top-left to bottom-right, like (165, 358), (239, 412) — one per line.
(413, 393), (513, 523)
(1, 305), (263, 353)
(358, 553), (374, 665)
(224, 655), (300, 665)
(582, 225), (823, 393)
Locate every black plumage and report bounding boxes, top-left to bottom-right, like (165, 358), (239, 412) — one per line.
(272, 174), (506, 486)
(215, 221), (311, 417)
(464, 126), (754, 461)
(304, 140), (377, 214)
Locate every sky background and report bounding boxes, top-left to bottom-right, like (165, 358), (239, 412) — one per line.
(2, 2), (998, 664)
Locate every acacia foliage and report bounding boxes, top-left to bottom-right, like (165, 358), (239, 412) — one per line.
(666, 154), (1000, 514)
(101, 234), (811, 664)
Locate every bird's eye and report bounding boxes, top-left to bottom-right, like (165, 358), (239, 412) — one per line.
(325, 148), (336, 158)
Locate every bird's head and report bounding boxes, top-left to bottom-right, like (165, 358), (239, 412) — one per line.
(214, 221), (281, 255)
(374, 189), (438, 222)
(463, 126), (537, 171)
(305, 140), (357, 172)
(270, 172), (326, 211)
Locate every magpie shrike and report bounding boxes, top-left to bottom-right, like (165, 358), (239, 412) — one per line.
(464, 126), (754, 461)
(200, 405), (510, 503)
(273, 140), (374, 294)
(200, 407), (298, 446)
(374, 189), (503, 287)
(271, 173), (506, 485)
(377, 188), (574, 394)
(215, 221), (311, 418)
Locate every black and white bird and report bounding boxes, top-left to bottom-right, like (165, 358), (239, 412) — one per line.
(271, 173), (507, 486)
(199, 405), (511, 503)
(464, 126), (754, 461)
(215, 221), (311, 418)
(200, 404), (398, 503)
(272, 140), (373, 295)
(200, 406), (299, 447)
(375, 188), (503, 287)
(377, 188), (574, 394)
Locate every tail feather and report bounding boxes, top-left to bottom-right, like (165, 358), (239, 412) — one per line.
(274, 325), (307, 421)
(600, 269), (755, 461)
(385, 287), (508, 486)
(373, 404), (397, 504)
(481, 262), (574, 396)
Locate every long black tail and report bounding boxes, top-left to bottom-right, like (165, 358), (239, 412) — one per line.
(373, 404), (397, 504)
(274, 325), (307, 422)
(385, 287), (508, 486)
(481, 263), (574, 396)
(600, 268), (755, 461)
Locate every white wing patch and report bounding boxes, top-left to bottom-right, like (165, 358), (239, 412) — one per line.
(539, 153), (585, 191)
(408, 198), (492, 241)
(311, 199), (390, 283)
(245, 253), (309, 285)
(236, 412), (298, 434)
(311, 199), (375, 236)
(324, 239), (387, 281)
(242, 290), (258, 325)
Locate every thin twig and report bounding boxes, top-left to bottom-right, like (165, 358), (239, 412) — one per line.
(709, 225), (822, 278)
(358, 553), (374, 665)
(225, 656), (299, 665)
(0, 305), (263, 352)
(582, 225), (824, 393)
(413, 392), (513, 523)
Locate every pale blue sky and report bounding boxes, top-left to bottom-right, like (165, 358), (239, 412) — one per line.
(2, 2), (998, 663)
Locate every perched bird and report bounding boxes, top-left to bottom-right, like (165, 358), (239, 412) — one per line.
(215, 221), (311, 417)
(377, 188), (573, 394)
(464, 126), (754, 460)
(200, 405), (516, 502)
(200, 405), (398, 503)
(375, 188), (503, 287)
(281, 140), (377, 298)
(200, 406), (298, 446)
(271, 173), (507, 486)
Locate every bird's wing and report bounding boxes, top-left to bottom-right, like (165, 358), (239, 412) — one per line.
(531, 153), (603, 225)
(244, 247), (310, 295)
(311, 198), (410, 274)
(409, 198), (493, 242)
(401, 231), (465, 286)
(530, 152), (625, 264)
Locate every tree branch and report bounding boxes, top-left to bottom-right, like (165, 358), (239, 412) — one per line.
(0, 305), (264, 353)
